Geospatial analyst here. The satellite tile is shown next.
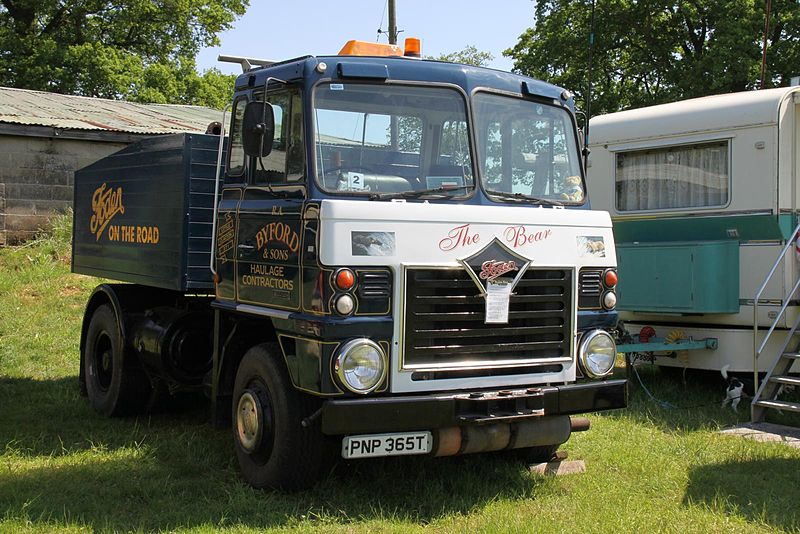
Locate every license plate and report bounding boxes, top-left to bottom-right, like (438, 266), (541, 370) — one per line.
(342, 431), (432, 459)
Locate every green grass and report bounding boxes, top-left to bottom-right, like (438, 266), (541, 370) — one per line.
(2, 216), (800, 533)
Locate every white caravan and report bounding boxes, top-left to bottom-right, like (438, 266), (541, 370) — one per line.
(587, 87), (800, 395)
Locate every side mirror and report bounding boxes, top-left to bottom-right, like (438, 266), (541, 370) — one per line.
(242, 101), (274, 157)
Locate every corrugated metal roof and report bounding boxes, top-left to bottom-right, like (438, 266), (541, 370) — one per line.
(0, 86), (224, 135)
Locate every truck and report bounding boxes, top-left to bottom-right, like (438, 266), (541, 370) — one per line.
(72, 38), (627, 490)
(587, 87), (800, 418)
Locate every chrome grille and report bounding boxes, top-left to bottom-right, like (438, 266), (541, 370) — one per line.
(403, 267), (572, 369)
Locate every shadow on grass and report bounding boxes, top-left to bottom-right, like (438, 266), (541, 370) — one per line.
(0, 376), (212, 457)
(685, 458), (800, 531)
(1, 376), (547, 530)
(599, 364), (751, 432)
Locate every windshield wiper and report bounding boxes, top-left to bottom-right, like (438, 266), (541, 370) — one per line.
(486, 190), (563, 206)
(368, 185), (472, 201)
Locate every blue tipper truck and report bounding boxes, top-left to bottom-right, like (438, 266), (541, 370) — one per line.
(72, 39), (627, 490)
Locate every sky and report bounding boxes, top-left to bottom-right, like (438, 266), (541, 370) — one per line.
(196, 1), (535, 75)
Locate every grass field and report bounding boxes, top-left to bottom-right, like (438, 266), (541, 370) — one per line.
(2, 217), (800, 533)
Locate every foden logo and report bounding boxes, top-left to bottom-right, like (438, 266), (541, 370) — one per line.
(457, 237), (531, 295)
(479, 260), (518, 282)
(90, 183), (125, 241)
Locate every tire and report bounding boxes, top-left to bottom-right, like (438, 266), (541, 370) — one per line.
(83, 304), (151, 416)
(232, 343), (332, 490)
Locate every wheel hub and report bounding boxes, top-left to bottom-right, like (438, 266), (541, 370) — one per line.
(93, 332), (114, 390)
(236, 390), (264, 453)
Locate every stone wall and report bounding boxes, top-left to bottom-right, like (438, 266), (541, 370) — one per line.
(0, 135), (127, 245)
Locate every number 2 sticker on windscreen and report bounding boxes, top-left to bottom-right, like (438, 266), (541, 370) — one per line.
(345, 172), (366, 190)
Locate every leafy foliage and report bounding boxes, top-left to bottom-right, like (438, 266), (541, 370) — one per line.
(394, 46), (494, 153)
(0, 0), (248, 108)
(430, 45), (494, 67)
(505, 0), (800, 114)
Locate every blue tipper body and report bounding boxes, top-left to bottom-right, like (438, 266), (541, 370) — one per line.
(72, 133), (225, 292)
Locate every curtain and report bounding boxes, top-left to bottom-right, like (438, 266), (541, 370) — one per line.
(615, 141), (728, 211)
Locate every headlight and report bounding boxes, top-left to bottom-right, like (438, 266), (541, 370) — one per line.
(334, 339), (387, 394)
(579, 330), (616, 378)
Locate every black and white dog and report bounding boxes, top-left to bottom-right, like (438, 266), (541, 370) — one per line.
(721, 365), (745, 412)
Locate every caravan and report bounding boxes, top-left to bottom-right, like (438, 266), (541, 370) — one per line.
(587, 88), (800, 404)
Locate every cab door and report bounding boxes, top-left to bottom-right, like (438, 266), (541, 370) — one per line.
(235, 88), (306, 311)
(214, 96), (247, 301)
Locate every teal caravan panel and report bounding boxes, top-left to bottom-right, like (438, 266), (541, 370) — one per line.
(616, 241), (739, 314)
(613, 214), (793, 243)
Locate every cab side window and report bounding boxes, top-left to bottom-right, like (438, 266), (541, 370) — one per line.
(286, 92), (304, 181)
(227, 97), (247, 179)
(254, 89), (304, 184)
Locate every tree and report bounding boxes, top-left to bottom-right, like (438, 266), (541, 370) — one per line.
(431, 45), (494, 67)
(505, 1), (800, 115)
(0, 1), (248, 108)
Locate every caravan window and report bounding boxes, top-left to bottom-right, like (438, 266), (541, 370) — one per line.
(616, 141), (729, 211)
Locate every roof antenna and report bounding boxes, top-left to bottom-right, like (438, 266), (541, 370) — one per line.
(759, 0), (772, 89)
(583, 0), (597, 171)
(376, 0), (388, 41)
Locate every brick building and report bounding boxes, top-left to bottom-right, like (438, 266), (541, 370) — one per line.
(0, 87), (222, 244)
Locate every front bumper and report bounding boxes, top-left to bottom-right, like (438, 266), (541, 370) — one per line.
(321, 379), (627, 435)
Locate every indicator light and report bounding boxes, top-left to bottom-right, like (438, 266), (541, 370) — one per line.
(604, 269), (618, 287)
(335, 269), (356, 291)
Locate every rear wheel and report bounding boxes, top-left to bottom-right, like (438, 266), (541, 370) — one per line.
(232, 343), (332, 490)
(83, 304), (151, 416)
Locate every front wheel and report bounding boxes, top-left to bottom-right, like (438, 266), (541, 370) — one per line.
(232, 343), (332, 490)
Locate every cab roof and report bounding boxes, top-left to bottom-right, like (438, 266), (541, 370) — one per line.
(234, 54), (572, 106)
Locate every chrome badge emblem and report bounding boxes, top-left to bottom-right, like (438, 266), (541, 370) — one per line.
(458, 237), (531, 295)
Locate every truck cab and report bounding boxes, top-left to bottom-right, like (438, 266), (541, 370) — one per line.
(74, 40), (626, 490)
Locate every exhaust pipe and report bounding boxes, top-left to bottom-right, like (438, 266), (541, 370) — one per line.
(570, 416), (591, 432)
(433, 415), (583, 457)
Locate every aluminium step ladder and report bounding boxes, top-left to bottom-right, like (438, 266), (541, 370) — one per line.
(751, 222), (800, 423)
(752, 345), (800, 421)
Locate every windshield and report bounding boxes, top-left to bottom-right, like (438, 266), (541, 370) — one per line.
(473, 93), (584, 204)
(313, 83), (473, 198)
